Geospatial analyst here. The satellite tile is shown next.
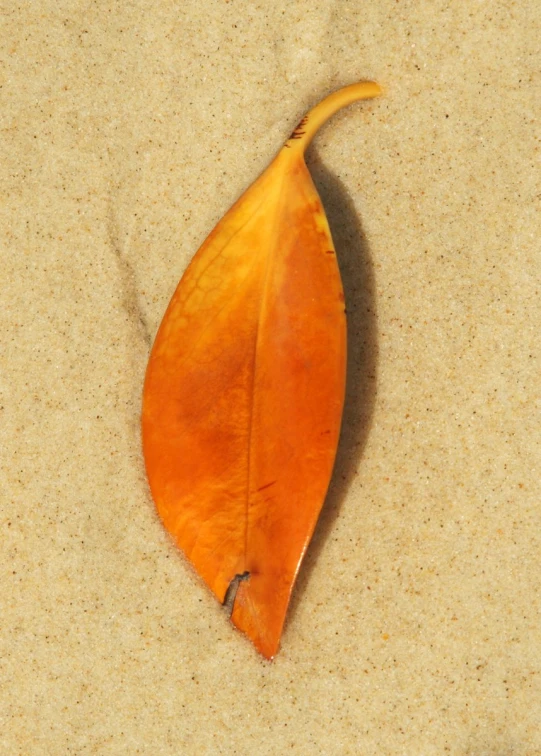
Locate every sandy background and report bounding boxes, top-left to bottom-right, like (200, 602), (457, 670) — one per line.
(1, 1), (540, 754)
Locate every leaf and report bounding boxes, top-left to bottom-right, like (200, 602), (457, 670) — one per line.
(142, 81), (382, 659)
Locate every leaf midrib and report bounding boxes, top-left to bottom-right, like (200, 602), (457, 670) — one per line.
(242, 163), (291, 567)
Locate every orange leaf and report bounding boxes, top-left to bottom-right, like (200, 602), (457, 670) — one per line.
(142, 81), (382, 658)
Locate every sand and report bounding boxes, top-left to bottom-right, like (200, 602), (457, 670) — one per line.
(2, 1), (540, 753)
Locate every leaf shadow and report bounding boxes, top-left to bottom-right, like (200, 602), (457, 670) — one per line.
(286, 149), (379, 628)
